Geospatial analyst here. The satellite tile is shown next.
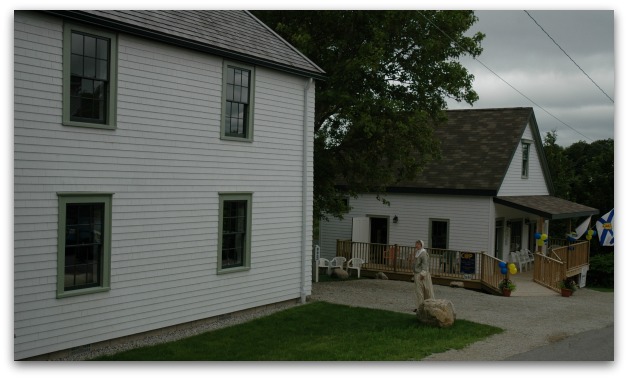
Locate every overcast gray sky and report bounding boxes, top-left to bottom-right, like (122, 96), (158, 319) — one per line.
(446, 9), (615, 147)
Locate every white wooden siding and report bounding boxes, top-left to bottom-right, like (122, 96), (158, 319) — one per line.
(320, 193), (493, 260)
(497, 124), (550, 196)
(14, 11), (313, 359)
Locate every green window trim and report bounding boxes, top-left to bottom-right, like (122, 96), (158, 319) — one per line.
(220, 60), (255, 142)
(57, 193), (113, 298)
(217, 193), (253, 274)
(62, 22), (118, 129)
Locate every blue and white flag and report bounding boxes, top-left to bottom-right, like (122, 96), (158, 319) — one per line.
(596, 209), (614, 246)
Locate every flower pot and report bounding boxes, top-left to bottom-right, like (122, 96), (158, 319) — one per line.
(502, 289), (512, 297)
(561, 288), (573, 297)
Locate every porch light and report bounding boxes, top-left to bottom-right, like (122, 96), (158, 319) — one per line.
(393, 215), (398, 223)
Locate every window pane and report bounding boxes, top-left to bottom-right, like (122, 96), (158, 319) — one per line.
(71, 54), (84, 76)
(71, 33), (83, 55)
(241, 88), (248, 104)
(82, 79), (94, 97)
(234, 86), (241, 103)
(84, 57), (96, 78)
(242, 71), (249, 88)
(96, 59), (108, 80)
(226, 84), (234, 101)
(84, 35), (96, 57)
(227, 67), (235, 84)
(234, 69), (242, 86)
(93, 81), (105, 99)
(96, 38), (108, 60)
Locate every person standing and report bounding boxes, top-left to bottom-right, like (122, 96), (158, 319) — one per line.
(413, 240), (434, 311)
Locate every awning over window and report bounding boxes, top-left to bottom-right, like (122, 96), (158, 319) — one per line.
(494, 196), (598, 220)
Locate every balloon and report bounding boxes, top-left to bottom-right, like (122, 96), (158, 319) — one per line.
(593, 230), (597, 236)
(509, 266), (517, 274)
(507, 263), (515, 269)
(541, 233), (548, 241)
(586, 234), (592, 241)
(534, 232), (541, 240)
(498, 262), (506, 268)
(500, 267), (508, 275)
(588, 229), (594, 236)
(537, 239), (544, 246)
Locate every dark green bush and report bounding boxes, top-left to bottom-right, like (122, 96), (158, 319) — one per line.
(586, 253), (614, 288)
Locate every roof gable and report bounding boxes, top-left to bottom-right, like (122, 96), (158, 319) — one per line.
(392, 107), (549, 195)
(44, 10), (325, 79)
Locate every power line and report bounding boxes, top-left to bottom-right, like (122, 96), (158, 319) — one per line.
(524, 10), (614, 104)
(417, 11), (594, 142)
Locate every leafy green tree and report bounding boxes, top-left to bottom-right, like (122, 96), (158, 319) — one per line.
(252, 11), (484, 219)
(564, 139), (614, 216)
(543, 132), (614, 255)
(543, 130), (574, 200)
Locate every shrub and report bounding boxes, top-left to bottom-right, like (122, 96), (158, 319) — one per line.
(587, 253), (614, 288)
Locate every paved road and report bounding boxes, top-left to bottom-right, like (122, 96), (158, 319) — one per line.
(504, 324), (614, 361)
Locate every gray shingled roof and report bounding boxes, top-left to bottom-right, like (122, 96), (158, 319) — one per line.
(390, 107), (550, 195)
(45, 10), (325, 79)
(494, 196), (598, 219)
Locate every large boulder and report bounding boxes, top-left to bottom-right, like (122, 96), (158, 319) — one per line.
(416, 299), (456, 328)
(331, 268), (349, 280)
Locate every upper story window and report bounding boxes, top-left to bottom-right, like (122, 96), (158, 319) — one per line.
(521, 141), (531, 178)
(63, 23), (117, 129)
(221, 61), (255, 141)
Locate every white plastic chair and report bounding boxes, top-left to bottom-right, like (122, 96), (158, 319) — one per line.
(329, 256), (347, 273)
(317, 258), (331, 276)
(511, 251), (531, 272)
(346, 258), (365, 278)
(524, 249), (535, 264)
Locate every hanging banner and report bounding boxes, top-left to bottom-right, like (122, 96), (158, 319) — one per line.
(574, 216), (591, 239)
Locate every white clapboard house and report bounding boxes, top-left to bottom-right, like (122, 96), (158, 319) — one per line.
(319, 107), (598, 261)
(14, 10), (324, 360)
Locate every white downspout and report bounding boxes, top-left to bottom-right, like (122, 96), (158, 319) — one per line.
(301, 78), (313, 304)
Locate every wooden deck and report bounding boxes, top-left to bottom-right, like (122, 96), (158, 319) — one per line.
(331, 240), (590, 295)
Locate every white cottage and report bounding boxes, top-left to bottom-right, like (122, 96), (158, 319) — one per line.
(319, 108), (597, 261)
(14, 10), (324, 360)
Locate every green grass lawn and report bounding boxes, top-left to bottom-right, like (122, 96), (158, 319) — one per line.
(93, 301), (503, 361)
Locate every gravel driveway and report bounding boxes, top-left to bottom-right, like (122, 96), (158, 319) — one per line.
(310, 279), (614, 360)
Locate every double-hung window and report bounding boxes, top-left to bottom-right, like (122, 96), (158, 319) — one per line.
(63, 23), (117, 129)
(221, 61), (255, 141)
(218, 193), (252, 273)
(57, 193), (112, 298)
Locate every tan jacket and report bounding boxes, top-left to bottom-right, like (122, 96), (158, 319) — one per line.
(413, 249), (429, 275)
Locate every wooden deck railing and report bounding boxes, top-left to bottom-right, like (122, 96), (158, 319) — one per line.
(335, 240), (502, 292)
(533, 240), (590, 291)
(335, 239), (590, 293)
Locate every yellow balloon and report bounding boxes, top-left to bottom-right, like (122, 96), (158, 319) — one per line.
(509, 266), (517, 274)
(588, 229), (594, 236)
(586, 234), (592, 240)
(508, 263), (515, 270)
(537, 240), (544, 246)
(541, 233), (548, 240)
